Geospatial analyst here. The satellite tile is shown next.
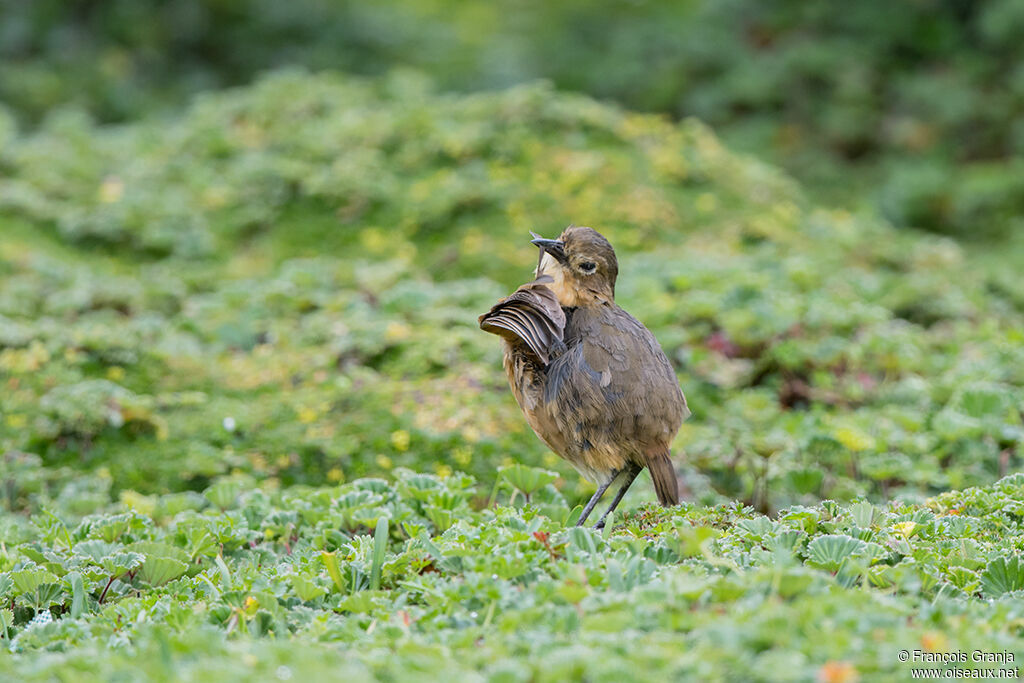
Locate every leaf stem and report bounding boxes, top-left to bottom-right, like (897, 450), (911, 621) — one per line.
(98, 575), (116, 604)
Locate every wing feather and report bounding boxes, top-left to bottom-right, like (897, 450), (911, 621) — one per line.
(479, 277), (566, 365)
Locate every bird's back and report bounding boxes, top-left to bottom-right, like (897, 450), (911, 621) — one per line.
(538, 302), (688, 479)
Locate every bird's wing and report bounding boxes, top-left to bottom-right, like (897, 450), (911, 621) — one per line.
(479, 277), (566, 365)
(546, 304), (689, 432)
(588, 307), (689, 421)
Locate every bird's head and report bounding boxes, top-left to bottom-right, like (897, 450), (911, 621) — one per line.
(531, 225), (618, 307)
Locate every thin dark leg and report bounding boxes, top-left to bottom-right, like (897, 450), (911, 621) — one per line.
(593, 463), (643, 529)
(575, 473), (618, 526)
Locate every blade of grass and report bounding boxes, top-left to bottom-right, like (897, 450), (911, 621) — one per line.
(370, 517), (388, 591)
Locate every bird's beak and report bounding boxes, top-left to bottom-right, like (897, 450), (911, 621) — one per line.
(530, 233), (567, 264)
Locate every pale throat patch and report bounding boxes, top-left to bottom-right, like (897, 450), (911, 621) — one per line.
(536, 252), (579, 307)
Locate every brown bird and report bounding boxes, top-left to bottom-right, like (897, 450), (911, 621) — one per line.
(479, 226), (689, 527)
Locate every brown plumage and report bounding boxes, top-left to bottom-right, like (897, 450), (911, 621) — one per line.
(479, 226), (689, 527)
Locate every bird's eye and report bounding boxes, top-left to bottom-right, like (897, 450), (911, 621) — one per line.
(578, 261), (597, 274)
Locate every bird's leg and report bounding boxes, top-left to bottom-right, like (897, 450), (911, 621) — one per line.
(575, 471), (619, 527)
(593, 462), (643, 529)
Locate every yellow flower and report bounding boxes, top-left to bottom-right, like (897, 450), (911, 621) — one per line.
(833, 427), (876, 452)
(243, 595), (260, 615)
(385, 322), (411, 342)
(391, 429), (411, 452)
(98, 176), (124, 203)
(119, 490), (155, 515)
(695, 192), (718, 214)
(893, 522), (916, 539)
(453, 447), (472, 467)
(360, 228), (389, 252)
(461, 231), (484, 254)
(201, 186), (229, 209)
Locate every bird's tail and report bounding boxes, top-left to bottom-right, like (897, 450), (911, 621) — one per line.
(646, 448), (679, 506)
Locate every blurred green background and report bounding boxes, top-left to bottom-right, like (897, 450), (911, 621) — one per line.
(4, 0), (1024, 240)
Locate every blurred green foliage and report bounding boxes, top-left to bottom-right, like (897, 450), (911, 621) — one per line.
(4, 0), (1024, 237)
(2, 70), (1023, 511)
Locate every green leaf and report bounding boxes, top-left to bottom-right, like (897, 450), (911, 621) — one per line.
(767, 529), (806, 554)
(564, 505), (584, 526)
(775, 569), (816, 599)
(396, 472), (442, 502)
(958, 384), (1011, 421)
(946, 566), (980, 594)
(601, 512), (614, 540)
(137, 557), (188, 586)
(101, 552), (145, 577)
(73, 540), (120, 563)
(932, 408), (982, 441)
(335, 490), (382, 510)
(416, 532), (462, 573)
(30, 583), (64, 611)
(737, 517), (776, 539)
(981, 556), (1024, 597)
(498, 464), (557, 498)
(424, 504), (455, 533)
(185, 529), (219, 560)
(848, 501), (877, 528)
(10, 568), (58, 596)
(204, 480), (242, 510)
(290, 574), (327, 602)
(567, 527), (600, 556)
(214, 555), (233, 589)
(336, 590), (388, 614)
(68, 572), (86, 618)
(321, 552), (346, 593)
(89, 513), (134, 543)
(671, 525), (721, 558)
(18, 546), (51, 566)
(128, 541), (189, 564)
(805, 534), (868, 573)
(786, 468), (824, 494)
